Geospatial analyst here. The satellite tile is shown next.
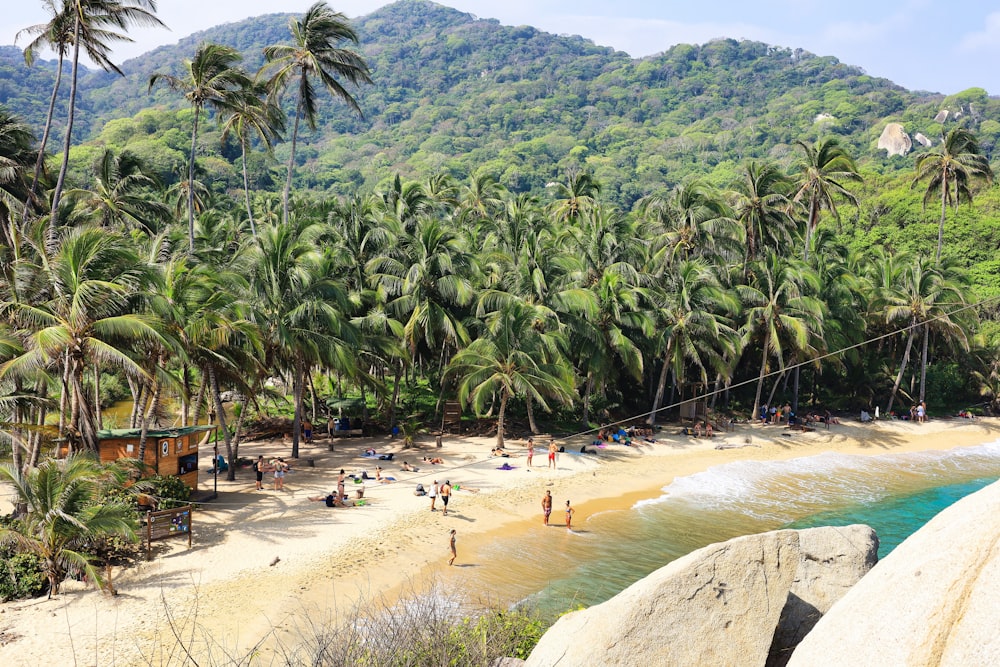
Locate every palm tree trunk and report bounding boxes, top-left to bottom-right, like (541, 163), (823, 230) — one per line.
(919, 324), (930, 403)
(766, 370), (785, 413)
(137, 359), (163, 465)
(186, 105), (201, 253)
(71, 358), (99, 452)
(387, 361), (402, 433)
(240, 142), (257, 237)
(94, 361), (102, 430)
(209, 365), (236, 481)
(181, 363), (190, 427)
(649, 353), (671, 425)
(282, 102), (303, 226)
(526, 394), (539, 435)
(752, 328), (772, 420)
(291, 357), (304, 459)
(936, 174), (948, 262)
(886, 327), (916, 415)
(581, 373), (594, 427)
(48, 19), (82, 243)
(496, 389), (509, 447)
(192, 374), (207, 425)
(22, 53), (64, 226)
(59, 350), (70, 439)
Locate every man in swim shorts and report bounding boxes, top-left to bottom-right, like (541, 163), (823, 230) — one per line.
(542, 490), (552, 525)
(252, 455), (264, 490)
(440, 480), (452, 515)
(548, 440), (557, 469)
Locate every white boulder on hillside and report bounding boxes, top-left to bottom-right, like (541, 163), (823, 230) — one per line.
(789, 479), (1000, 666)
(878, 123), (912, 156)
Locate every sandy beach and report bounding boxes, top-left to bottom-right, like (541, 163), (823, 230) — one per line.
(2, 417), (999, 665)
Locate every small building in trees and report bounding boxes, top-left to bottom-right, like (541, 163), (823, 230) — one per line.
(92, 426), (215, 490)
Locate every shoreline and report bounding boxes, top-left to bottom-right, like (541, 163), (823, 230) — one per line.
(2, 418), (999, 664)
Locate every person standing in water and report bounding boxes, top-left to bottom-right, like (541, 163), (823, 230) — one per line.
(542, 490), (552, 525)
(448, 529), (457, 565)
(565, 500), (575, 528)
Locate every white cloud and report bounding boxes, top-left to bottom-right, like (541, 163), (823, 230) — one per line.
(958, 12), (1000, 53)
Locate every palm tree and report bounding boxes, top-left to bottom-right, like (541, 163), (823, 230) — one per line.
(263, 1), (372, 225)
(730, 160), (796, 276)
(0, 107), (36, 248)
(646, 259), (739, 423)
(150, 42), (252, 253)
(219, 83), (285, 238)
(638, 180), (742, 265)
(0, 454), (136, 597)
(445, 298), (575, 447)
(0, 226), (164, 452)
(547, 170), (601, 225)
(792, 137), (861, 260)
(63, 147), (170, 234)
(248, 219), (360, 458)
(879, 255), (970, 413)
(913, 128), (994, 262)
(738, 253), (824, 421)
(48, 0), (165, 240)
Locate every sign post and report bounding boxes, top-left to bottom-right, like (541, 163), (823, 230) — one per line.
(145, 505), (193, 560)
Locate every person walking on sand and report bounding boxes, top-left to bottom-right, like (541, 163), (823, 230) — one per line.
(526, 438), (534, 467)
(252, 455), (264, 490)
(440, 480), (452, 515)
(430, 480), (439, 511)
(548, 440), (557, 469)
(565, 500), (575, 529)
(448, 529), (457, 565)
(303, 419), (313, 443)
(542, 490), (552, 525)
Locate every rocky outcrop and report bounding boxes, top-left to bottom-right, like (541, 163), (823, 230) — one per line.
(767, 525), (878, 666)
(934, 109), (949, 123)
(877, 123), (912, 156)
(789, 480), (1000, 666)
(526, 530), (800, 667)
(914, 132), (932, 147)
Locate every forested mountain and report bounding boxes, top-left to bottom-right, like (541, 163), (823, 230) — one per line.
(2, 0), (998, 209)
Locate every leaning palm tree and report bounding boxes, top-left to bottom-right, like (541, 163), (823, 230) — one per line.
(48, 0), (165, 240)
(0, 454), (136, 597)
(150, 42), (252, 253)
(263, 1), (372, 225)
(913, 127), (994, 262)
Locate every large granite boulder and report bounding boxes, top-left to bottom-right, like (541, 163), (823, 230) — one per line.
(767, 525), (878, 666)
(877, 123), (912, 156)
(525, 530), (800, 667)
(789, 480), (1000, 666)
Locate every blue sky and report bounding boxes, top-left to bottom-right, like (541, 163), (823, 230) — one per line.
(3, 0), (999, 95)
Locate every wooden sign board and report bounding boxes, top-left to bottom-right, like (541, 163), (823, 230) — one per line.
(146, 505), (193, 559)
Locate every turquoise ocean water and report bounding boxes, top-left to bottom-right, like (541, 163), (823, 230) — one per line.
(458, 439), (1000, 620)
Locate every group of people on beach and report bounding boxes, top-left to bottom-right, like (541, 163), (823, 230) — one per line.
(251, 455), (290, 491)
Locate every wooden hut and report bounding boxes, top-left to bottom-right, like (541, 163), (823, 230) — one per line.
(94, 426), (216, 491)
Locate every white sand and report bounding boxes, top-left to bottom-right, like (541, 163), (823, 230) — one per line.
(1, 418), (999, 665)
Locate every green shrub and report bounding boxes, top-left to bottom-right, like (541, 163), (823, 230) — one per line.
(145, 474), (192, 507)
(0, 550), (47, 601)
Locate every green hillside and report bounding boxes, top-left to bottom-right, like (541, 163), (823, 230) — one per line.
(3, 0), (998, 209)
